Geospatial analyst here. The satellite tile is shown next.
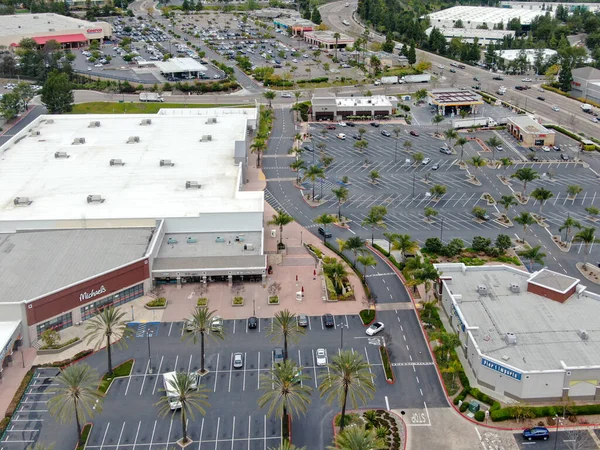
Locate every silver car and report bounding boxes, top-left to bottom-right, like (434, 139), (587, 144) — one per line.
(233, 352), (244, 369)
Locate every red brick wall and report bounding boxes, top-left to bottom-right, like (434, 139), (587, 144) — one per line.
(26, 260), (149, 325)
(527, 282), (575, 303)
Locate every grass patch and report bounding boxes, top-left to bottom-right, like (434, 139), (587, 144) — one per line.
(39, 336), (80, 350)
(268, 296), (279, 304)
(70, 102), (247, 114)
(379, 346), (394, 382)
(77, 423), (93, 450)
(233, 296), (244, 305)
(146, 297), (166, 307)
(359, 309), (375, 325)
(98, 359), (134, 394)
(197, 297), (208, 306)
(335, 412), (361, 427)
(458, 257), (485, 266)
(493, 255), (521, 266)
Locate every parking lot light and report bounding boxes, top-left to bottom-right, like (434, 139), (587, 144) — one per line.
(338, 322), (347, 349)
(147, 330), (153, 374)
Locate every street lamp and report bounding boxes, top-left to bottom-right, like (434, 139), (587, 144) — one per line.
(337, 322), (347, 349)
(147, 329), (153, 374)
(553, 414), (562, 450)
(412, 173), (416, 198)
(440, 216), (444, 241)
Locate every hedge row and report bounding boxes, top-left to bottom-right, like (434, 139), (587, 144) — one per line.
(545, 124), (600, 151)
(541, 84), (600, 109)
(491, 403), (600, 422)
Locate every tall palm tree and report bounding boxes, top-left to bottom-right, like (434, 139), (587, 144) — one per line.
(315, 213), (335, 243)
(294, 91), (302, 105)
(333, 32), (341, 60)
(511, 167), (539, 198)
(362, 205), (388, 245)
(332, 186), (349, 220)
(498, 195), (517, 215)
(268, 210), (294, 247)
(303, 164), (325, 201)
(455, 137), (468, 162)
(514, 211), (535, 240)
(48, 364), (104, 440)
(573, 227), (599, 269)
(84, 306), (134, 376)
(289, 159), (306, 183)
(499, 157), (513, 173)
(183, 307), (225, 374)
(469, 155), (485, 170)
(337, 236), (365, 267)
(258, 360), (312, 441)
(268, 309), (306, 361)
(444, 128), (458, 149)
(156, 372), (210, 445)
(518, 245), (546, 271)
(414, 262), (441, 302)
(323, 260), (350, 294)
(263, 90), (276, 108)
(327, 425), (385, 450)
(391, 234), (419, 261)
(559, 216), (581, 242)
(357, 254), (376, 278)
(432, 114), (444, 135)
(486, 136), (502, 152)
(530, 187), (554, 214)
(251, 138), (267, 168)
(319, 350), (376, 431)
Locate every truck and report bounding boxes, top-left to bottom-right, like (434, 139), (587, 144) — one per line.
(400, 74), (431, 83)
(451, 117), (501, 129)
(581, 103), (593, 113)
(139, 93), (164, 102)
(380, 76), (399, 84)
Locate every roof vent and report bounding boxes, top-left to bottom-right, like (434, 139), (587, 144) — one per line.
(510, 283), (520, 293)
(54, 151), (70, 159)
(160, 159), (175, 167)
(504, 332), (517, 345)
(185, 181), (201, 189)
(127, 136), (140, 144)
(13, 197), (32, 206)
(89, 121), (100, 128)
(200, 135), (212, 142)
(110, 159), (125, 166)
(140, 119), (152, 125)
(46, 119), (54, 124)
(30, 130), (40, 136)
(72, 137), (85, 145)
(477, 285), (487, 295)
(578, 329), (589, 341)
(206, 117), (217, 124)
(87, 195), (105, 203)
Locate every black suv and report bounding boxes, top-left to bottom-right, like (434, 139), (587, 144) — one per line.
(248, 316), (258, 329)
(323, 313), (335, 327)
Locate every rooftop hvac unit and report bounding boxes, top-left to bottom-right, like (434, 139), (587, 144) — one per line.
(578, 329), (589, 341)
(54, 151), (70, 159)
(13, 197), (32, 206)
(206, 117), (217, 124)
(110, 159), (125, 166)
(185, 181), (201, 189)
(244, 243), (254, 251)
(72, 137), (85, 145)
(160, 159), (175, 167)
(46, 119), (54, 124)
(200, 135), (212, 142)
(127, 136), (140, 144)
(140, 119), (152, 125)
(87, 195), (105, 204)
(510, 283), (520, 293)
(89, 121), (100, 128)
(477, 285), (488, 295)
(31, 130), (40, 136)
(504, 332), (518, 345)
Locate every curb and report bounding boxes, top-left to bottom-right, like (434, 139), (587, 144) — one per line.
(0, 106), (36, 137)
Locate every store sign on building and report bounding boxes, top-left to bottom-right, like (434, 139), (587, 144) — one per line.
(80, 285), (107, 302)
(87, 28), (103, 34)
(481, 358), (522, 381)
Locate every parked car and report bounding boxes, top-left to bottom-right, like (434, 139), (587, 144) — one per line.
(297, 314), (309, 327)
(522, 427), (549, 441)
(352, 134), (362, 140)
(336, 133), (346, 140)
(303, 145), (313, 152)
(370, 122), (380, 127)
(496, 145), (503, 152)
(323, 313), (334, 327)
(233, 352), (244, 369)
(316, 348), (328, 366)
(366, 322), (384, 336)
(440, 147), (452, 155)
(338, 121), (347, 127)
(431, 163), (440, 170)
(561, 153), (570, 161)
(541, 146), (551, 152)
(318, 227), (332, 238)
(326, 125), (336, 130)
(381, 130), (391, 137)
(553, 145), (561, 151)
(409, 130), (420, 137)
(211, 316), (223, 332)
(248, 316), (258, 329)
(346, 121), (355, 127)
(422, 158), (432, 165)
(273, 347), (284, 365)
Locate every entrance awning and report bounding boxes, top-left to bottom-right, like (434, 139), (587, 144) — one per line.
(33, 34), (87, 45)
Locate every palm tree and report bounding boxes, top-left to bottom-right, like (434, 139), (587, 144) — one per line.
(314, 213), (335, 243)
(84, 306), (134, 376)
(530, 187), (554, 214)
(183, 307), (225, 374)
(354, 140), (368, 153)
(362, 205), (387, 245)
(518, 245), (546, 271)
(327, 425), (385, 450)
(333, 32), (341, 60)
(486, 135), (502, 152)
(289, 159), (306, 183)
(48, 364), (104, 440)
(573, 227), (599, 269)
(391, 234), (418, 262)
(559, 216), (581, 241)
(414, 263), (441, 302)
(511, 167), (539, 198)
(337, 236), (365, 266)
(433, 331), (461, 362)
(268, 309), (306, 361)
(268, 210), (294, 247)
(369, 170), (380, 184)
(432, 114), (444, 135)
(263, 90), (276, 108)
(469, 155), (485, 171)
(499, 157), (513, 174)
(444, 128), (458, 149)
(566, 184), (583, 199)
(324, 260), (349, 294)
(498, 195), (517, 215)
(403, 139), (413, 153)
(156, 372), (210, 445)
(251, 138), (267, 168)
(294, 91), (302, 105)
(332, 186), (349, 220)
(357, 253), (376, 278)
(514, 211), (535, 240)
(319, 350), (376, 431)
(455, 137), (468, 162)
(303, 164), (325, 201)
(258, 360), (312, 441)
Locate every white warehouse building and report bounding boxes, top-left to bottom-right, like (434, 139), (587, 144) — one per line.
(425, 6), (543, 30)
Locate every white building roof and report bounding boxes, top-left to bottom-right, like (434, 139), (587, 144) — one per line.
(500, 1), (600, 13)
(426, 27), (515, 40)
(304, 30), (354, 43)
(507, 115), (555, 134)
(154, 57), (207, 73)
(0, 13), (108, 40)
(335, 95), (394, 107)
(425, 5), (543, 25)
(497, 48), (557, 63)
(0, 108), (262, 224)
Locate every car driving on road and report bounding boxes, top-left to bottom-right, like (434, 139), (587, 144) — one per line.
(366, 322), (385, 336)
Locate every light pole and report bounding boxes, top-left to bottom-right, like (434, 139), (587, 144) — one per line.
(440, 217), (444, 241)
(338, 322), (346, 349)
(147, 329), (153, 374)
(553, 414), (561, 450)
(394, 138), (398, 164)
(412, 173), (416, 198)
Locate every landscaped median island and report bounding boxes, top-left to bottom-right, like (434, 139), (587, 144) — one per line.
(332, 410), (404, 450)
(145, 297), (167, 308)
(379, 346), (395, 384)
(98, 359), (134, 395)
(359, 309), (376, 326)
(76, 423), (93, 450)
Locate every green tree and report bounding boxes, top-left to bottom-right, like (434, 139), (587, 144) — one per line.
(311, 7), (322, 24)
(41, 70), (74, 113)
(573, 227), (599, 269)
(156, 372), (210, 445)
(381, 33), (394, 53)
(498, 195), (517, 215)
(328, 425), (385, 450)
(403, 140), (413, 153)
(258, 360), (312, 440)
(333, 32), (341, 61)
(362, 205), (388, 244)
(263, 90), (276, 108)
(319, 350), (376, 431)
(48, 364), (104, 441)
(511, 168), (539, 197)
(469, 155), (486, 171)
(472, 206), (487, 220)
(586, 206), (600, 220)
(268, 210), (294, 247)
(268, 309), (306, 361)
(424, 206), (438, 221)
(412, 151), (424, 165)
(559, 216), (582, 241)
(337, 236), (365, 267)
(354, 139), (369, 153)
(369, 170), (380, 184)
(414, 89), (428, 103)
(518, 245), (546, 271)
(433, 331), (461, 362)
(357, 253), (376, 278)
(323, 259), (349, 294)
(530, 187), (554, 214)
(303, 165), (325, 201)
(514, 211), (535, 240)
(332, 186), (349, 220)
(430, 184), (447, 199)
(444, 128), (458, 149)
(251, 138), (267, 168)
(183, 307), (225, 374)
(84, 306), (134, 376)
(558, 58), (573, 92)
(432, 114), (444, 135)
(495, 234), (512, 252)
(407, 42), (416, 65)
(314, 213), (335, 243)
(566, 184), (583, 199)
(455, 137), (468, 162)
(289, 159), (306, 184)
(500, 157), (513, 173)
(0, 91), (21, 120)
(440, 359), (463, 390)
(391, 234), (418, 262)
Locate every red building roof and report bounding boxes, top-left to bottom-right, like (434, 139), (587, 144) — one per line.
(32, 34), (87, 45)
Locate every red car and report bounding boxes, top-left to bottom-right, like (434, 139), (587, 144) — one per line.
(409, 130), (419, 137)
(326, 125), (336, 130)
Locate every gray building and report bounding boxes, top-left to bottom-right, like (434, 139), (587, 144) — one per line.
(311, 94), (399, 120)
(571, 66), (600, 103)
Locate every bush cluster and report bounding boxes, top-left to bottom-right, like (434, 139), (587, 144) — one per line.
(146, 297), (167, 307)
(379, 346), (394, 381)
(40, 336), (80, 350)
(359, 309), (376, 325)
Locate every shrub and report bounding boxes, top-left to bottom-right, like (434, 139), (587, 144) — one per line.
(494, 255), (521, 266)
(40, 329), (60, 348)
(268, 296), (279, 304)
(458, 257), (485, 266)
(146, 297), (166, 307)
(98, 359), (134, 394)
(424, 237), (443, 254)
(474, 410), (485, 422)
(197, 297), (208, 306)
(359, 309), (376, 324)
(233, 296), (244, 305)
(373, 243), (390, 257)
(379, 346), (394, 381)
(40, 336), (80, 350)
(77, 423), (93, 450)
(459, 401), (470, 413)
(472, 236), (491, 252)
(5, 368), (35, 417)
(486, 247), (501, 258)
(335, 412), (361, 427)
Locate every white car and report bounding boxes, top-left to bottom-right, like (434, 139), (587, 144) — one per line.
(552, 106), (560, 112)
(94, 63), (103, 67)
(338, 122), (347, 127)
(281, 93), (292, 98)
(316, 348), (328, 366)
(541, 146), (551, 152)
(337, 133), (346, 140)
(233, 352), (244, 369)
(366, 322), (384, 336)
(438, 64), (445, 69)
(522, 78), (532, 82)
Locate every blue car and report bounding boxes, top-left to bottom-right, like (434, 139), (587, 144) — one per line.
(523, 427), (549, 441)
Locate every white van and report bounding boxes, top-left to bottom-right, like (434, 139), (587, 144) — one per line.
(337, 133), (346, 140)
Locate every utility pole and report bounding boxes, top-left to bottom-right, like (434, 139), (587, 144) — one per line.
(412, 173), (415, 198)
(440, 217), (444, 241)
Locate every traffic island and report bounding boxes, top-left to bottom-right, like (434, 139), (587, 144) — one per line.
(331, 410), (405, 450)
(576, 263), (600, 284)
(531, 213), (549, 227)
(379, 346), (395, 384)
(513, 192), (529, 205)
(493, 213), (514, 228)
(481, 193), (496, 206)
(176, 437), (194, 448)
(496, 174), (513, 186)
(465, 175), (482, 186)
(552, 235), (571, 252)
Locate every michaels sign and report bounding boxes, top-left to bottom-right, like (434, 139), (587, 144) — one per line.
(80, 285), (107, 302)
